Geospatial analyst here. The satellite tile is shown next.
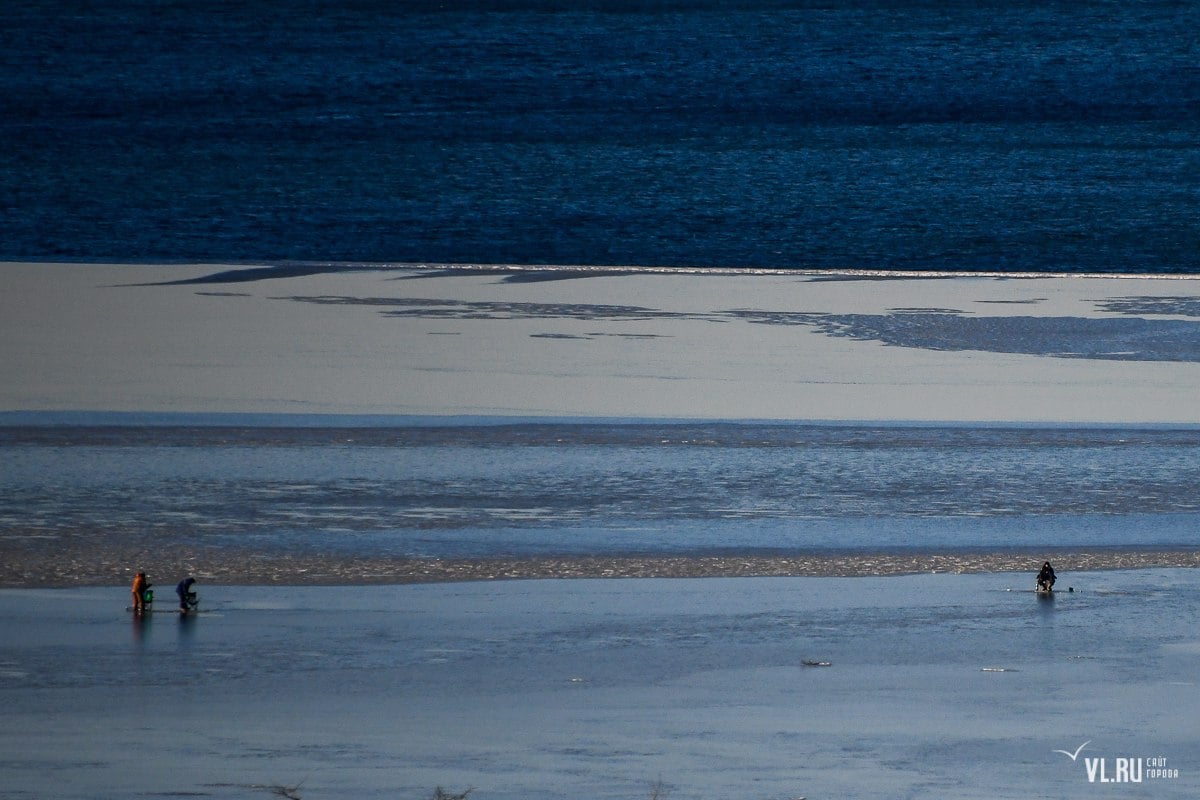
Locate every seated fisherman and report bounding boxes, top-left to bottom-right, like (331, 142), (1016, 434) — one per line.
(1036, 561), (1057, 592)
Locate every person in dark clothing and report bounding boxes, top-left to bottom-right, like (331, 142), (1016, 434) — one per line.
(1037, 561), (1057, 592)
(176, 577), (198, 614)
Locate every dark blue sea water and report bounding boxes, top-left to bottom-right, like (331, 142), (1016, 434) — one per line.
(3, 1), (1199, 271)
(4, 419), (1200, 558)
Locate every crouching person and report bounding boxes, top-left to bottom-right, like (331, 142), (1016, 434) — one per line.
(176, 577), (198, 614)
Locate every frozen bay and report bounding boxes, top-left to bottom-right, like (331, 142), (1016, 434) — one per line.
(2, 570), (1197, 799)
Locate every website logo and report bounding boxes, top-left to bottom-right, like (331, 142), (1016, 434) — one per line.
(1054, 740), (1181, 784)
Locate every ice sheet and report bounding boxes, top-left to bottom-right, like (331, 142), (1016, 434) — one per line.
(5, 262), (1200, 422)
(1, 571), (1196, 799)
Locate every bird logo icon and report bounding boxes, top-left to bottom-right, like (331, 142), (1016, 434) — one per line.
(1053, 741), (1092, 761)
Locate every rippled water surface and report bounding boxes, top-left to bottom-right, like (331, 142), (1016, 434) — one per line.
(4, 420), (1200, 557)
(4, 1), (1199, 270)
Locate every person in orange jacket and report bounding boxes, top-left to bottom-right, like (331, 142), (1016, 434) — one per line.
(131, 571), (149, 614)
